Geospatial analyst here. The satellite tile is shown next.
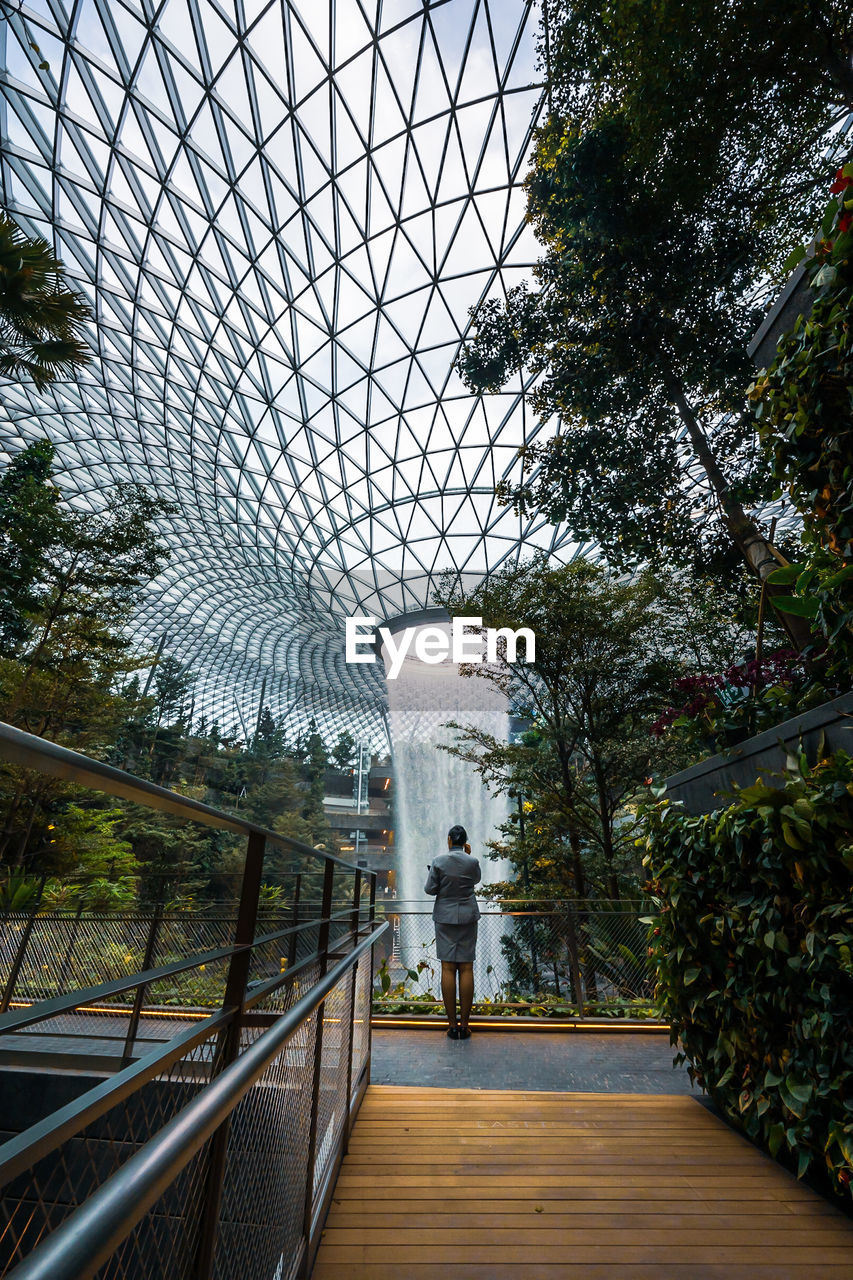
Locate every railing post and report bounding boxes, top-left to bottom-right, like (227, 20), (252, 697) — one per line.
(343, 957), (358, 1151)
(57, 898), (84, 994)
(301, 857), (335, 1276)
(0, 875), (45, 1015)
(350, 867), (362, 942)
(121, 901), (163, 1064)
(343, 869), (362, 1150)
(564, 904), (586, 1021)
(193, 828), (266, 1280)
(526, 907), (540, 992)
(366, 872), (377, 1083)
(287, 871), (302, 968)
(578, 899), (598, 1004)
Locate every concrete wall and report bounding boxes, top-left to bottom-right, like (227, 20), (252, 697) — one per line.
(747, 265), (813, 370)
(664, 691), (853, 815)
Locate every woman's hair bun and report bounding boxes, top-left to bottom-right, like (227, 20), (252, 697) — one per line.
(448, 824), (468, 846)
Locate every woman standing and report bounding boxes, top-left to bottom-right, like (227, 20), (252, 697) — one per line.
(424, 824), (481, 1039)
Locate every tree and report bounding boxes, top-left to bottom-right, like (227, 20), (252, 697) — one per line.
(437, 557), (683, 899)
(750, 164), (853, 679)
(460, 115), (792, 592)
(117, 800), (216, 908)
(0, 213), (91, 388)
(543, 0), (852, 266)
(42, 805), (138, 888)
(457, 8), (837, 648)
(0, 446), (173, 866)
(330, 729), (357, 771)
(0, 440), (63, 651)
(153, 656), (195, 729)
(1, 479), (173, 733)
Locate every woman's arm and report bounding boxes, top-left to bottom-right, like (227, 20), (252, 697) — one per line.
(424, 863), (441, 896)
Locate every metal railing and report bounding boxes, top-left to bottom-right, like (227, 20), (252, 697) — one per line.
(0, 721), (388, 1280)
(2, 898), (658, 1027)
(373, 902), (656, 1019)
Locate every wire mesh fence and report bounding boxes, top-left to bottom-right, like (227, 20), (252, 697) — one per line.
(2, 896), (656, 1025)
(212, 966), (323, 1280)
(372, 901), (657, 1019)
(0, 911), (248, 1009)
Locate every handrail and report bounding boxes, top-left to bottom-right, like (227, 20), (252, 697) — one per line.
(6, 922), (388, 1280)
(0, 720), (364, 872)
(386, 898), (647, 907)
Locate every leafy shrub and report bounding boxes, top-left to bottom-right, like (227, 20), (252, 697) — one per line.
(0, 868), (41, 911)
(642, 752), (853, 1198)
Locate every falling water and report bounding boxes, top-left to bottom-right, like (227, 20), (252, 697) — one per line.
(383, 623), (509, 995)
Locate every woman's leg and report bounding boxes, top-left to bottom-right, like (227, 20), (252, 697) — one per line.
(440, 961), (459, 1028)
(458, 962), (474, 1030)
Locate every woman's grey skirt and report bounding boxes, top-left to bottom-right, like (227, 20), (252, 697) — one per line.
(434, 919), (478, 963)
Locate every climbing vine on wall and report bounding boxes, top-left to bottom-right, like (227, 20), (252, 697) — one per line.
(642, 752), (853, 1198)
(750, 163), (853, 672)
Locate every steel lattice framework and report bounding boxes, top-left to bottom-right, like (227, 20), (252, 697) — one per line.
(0, 0), (580, 746)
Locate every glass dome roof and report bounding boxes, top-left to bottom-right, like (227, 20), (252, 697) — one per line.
(0, 0), (581, 745)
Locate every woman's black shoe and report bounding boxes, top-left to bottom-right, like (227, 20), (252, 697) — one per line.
(447, 1026), (459, 1039)
(457, 1027), (471, 1040)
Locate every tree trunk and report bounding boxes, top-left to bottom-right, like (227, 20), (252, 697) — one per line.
(4, 560), (79, 719)
(15, 795), (41, 869)
(669, 383), (814, 652)
(568, 826), (586, 898)
(0, 788), (24, 861)
(591, 755), (620, 903)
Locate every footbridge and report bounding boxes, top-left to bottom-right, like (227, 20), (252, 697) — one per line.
(1, 724), (852, 1280)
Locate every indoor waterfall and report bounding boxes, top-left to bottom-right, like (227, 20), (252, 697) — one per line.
(382, 622), (509, 998)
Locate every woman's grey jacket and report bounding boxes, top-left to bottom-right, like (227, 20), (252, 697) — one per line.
(424, 847), (482, 923)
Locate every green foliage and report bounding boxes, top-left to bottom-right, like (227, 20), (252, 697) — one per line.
(437, 556), (718, 899)
(642, 754), (853, 1198)
(0, 442), (343, 893)
(0, 213), (92, 389)
(329, 729), (357, 770)
(0, 450), (174, 748)
(544, 0), (851, 272)
(371, 992), (659, 1020)
(153, 656), (196, 729)
(43, 804), (137, 879)
(0, 868), (42, 911)
(751, 164), (853, 675)
(0, 442), (177, 875)
(457, 108), (767, 570)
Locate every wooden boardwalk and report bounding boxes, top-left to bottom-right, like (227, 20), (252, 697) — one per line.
(312, 1085), (853, 1280)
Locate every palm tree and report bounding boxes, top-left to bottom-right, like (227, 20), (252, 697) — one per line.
(0, 213), (91, 390)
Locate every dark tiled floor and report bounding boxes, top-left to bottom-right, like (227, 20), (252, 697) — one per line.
(370, 1029), (697, 1093)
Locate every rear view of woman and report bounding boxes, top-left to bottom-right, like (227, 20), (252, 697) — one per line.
(424, 824), (481, 1039)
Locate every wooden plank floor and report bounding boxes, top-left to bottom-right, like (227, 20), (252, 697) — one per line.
(312, 1085), (853, 1280)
